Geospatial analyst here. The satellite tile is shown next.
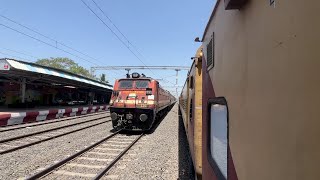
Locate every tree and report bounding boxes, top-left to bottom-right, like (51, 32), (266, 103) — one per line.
(35, 57), (94, 78)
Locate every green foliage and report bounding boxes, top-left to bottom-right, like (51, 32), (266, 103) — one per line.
(35, 57), (93, 78)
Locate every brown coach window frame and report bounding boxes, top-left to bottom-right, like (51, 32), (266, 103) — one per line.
(207, 97), (229, 180)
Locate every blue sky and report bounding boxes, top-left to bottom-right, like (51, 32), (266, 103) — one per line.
(0, 0), (215, 95)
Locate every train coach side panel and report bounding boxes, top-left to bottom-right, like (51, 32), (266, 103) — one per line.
(157, 87), (172, 112)
(187, 65), (196, 176)
(179, 79), (189, 135)
(202, 0), (320, 179)
(179, 54), (203, 179)
(193, 58), (203, 178)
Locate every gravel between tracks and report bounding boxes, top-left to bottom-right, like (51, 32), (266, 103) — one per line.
(104, 104), (194, 180)
(0, 117), (113, 180)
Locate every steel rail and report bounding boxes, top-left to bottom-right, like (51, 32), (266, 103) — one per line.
(25, 130), (121, 180)
(0, 120), (111, 155)
(0, 115), (109, 143)
(94, 133), (144, 179)
(0, 111), (109, 132)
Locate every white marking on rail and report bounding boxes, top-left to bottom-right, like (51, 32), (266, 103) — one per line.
(95, 147), (122, 151)
(104, 175), (119, 179)
(111, 137), (136, 140)
(12, 140), (29, 144)
(78, 157), (113, 162)
(36, 167), (45, 171)
(48, 131), (62, 134)
(1, 144), (18, 147)
(127, 153), (137, 156)
(108, 138), (134, 141)
(33, 135), (50, 139)
(25, 138), (39, 141)
(17, 177), (27, 180)
(101, 144), (128, 148)
(105, 141), (131, 144)
(66, 163), (104, 169)
(45, 133), (60, 137)
(87, 152), (118, 156)
(53, 170), (96, 177)
(117, 165), (126, 169)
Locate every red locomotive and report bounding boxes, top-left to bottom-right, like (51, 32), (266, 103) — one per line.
(109, 72), (175, 131)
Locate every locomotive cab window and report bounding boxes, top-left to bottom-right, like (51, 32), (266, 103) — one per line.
(119, 80), (133, 89)
(135, 80), (150, 89)
(208, 97), (229, 180)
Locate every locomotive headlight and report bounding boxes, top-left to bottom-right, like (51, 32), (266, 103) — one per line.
(146, 88), (152, 95)
(139, 114), (148, 122)
(132, 72), (140, 78)
(111, 112), (118, 121)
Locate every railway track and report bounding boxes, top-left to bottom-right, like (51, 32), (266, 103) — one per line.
(0, 111), (109, 132)
(0, 115), (111, 155)
(26, 131), (144, 179)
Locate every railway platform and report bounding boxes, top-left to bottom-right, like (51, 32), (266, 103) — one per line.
(0, 58), (113, 126)
(0, 104), (109, 126)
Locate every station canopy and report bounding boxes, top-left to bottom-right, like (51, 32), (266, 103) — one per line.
(0, 58), (112, 91)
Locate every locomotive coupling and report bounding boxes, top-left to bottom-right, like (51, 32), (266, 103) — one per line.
(139, 114), (148, 122)
(126, 113), (133, 120)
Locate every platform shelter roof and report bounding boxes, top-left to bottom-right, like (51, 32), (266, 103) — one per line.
(0, 58), (112, 91)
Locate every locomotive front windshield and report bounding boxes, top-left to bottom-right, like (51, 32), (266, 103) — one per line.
(118, 80), (149, 89)
(119, 80), (133, 89)
(135, 80), (150, 88)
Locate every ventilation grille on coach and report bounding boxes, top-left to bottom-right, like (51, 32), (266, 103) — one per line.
(206, 32), (214, 69)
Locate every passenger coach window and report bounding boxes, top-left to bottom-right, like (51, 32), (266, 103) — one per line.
(119, 80), (133, 89)
(189, 76), (194, 89)
(135, 80), (149, 88)
(208, 97), (228, 180)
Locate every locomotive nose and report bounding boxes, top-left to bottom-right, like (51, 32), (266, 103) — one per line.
(139, 114), (148, 122)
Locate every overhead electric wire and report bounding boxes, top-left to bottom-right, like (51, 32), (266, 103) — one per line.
(90, 0), (176, 85)
(91, 0), (156, 69)
(0, 9), (175, 85)
(0, 23), (122, 79)
(0, 15), (96, 62)
(80, 0), (155, 73)
(0, 14), (56, 43)
(81, 0), (176, 85)
(0, 47), (41, 60)
(0, 51), (31, 62)
(0, 14), (123, 76)
(0, 23), (100, 66)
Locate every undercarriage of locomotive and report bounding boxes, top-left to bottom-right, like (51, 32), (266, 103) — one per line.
(110, 108), (155, 131)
